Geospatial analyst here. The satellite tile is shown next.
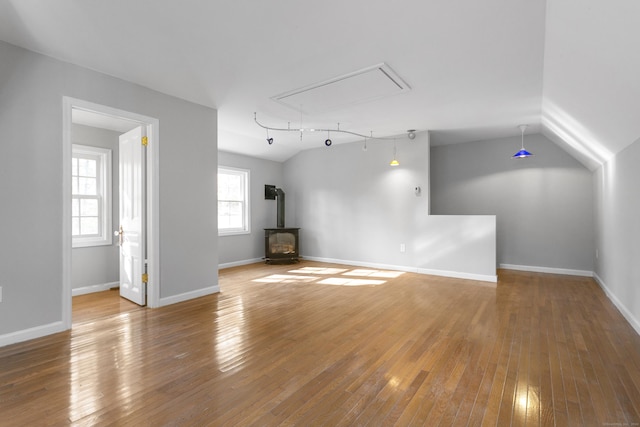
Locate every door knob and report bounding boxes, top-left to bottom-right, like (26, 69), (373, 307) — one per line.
(114, 226), (123, 245)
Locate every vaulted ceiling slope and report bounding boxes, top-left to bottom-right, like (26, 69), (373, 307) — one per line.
(541, 0), (640, 170)
(0, 0), (637, 167)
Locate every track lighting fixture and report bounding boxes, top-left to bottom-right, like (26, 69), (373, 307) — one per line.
(255, 113), (415, 148)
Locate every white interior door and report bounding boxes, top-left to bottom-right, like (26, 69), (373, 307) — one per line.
(118, 126), (147, 306)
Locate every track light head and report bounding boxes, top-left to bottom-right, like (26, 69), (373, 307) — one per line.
(267, 137), (274, 145)
(407, 129), (416, 140)
(325, 139), (332, 147)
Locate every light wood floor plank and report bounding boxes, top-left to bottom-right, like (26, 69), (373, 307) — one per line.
(1, 263), (640, 426)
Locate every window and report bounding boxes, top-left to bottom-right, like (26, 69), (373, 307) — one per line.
(72, 144), (112, 247)
(218, 167), (250, 235)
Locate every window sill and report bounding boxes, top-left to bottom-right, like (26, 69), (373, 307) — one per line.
(73, 238), (113, 249)
(219, 230), (251, 237)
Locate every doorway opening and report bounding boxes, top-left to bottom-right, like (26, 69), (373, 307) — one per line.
(62, 97), (160, 329)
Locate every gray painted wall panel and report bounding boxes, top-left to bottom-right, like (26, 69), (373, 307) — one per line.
(217, 151), (284, 265)
(0, 40), (217, 337)
(430, 134), (594, 271)
(594, 137), (640, 331)
(283, 133), (431, 267)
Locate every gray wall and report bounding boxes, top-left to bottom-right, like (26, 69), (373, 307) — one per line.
(430, 134), (594, 272)
(594, 137), (640, 332)
(71, 124), (120, 291)
(217, 151), (284, 266)
(283, 133), (431, 267)
(0, 40), (217, 338)
(219, 135), (496, 281)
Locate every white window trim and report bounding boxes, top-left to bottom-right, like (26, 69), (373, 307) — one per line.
(72, 144), (113, 248)
(218, 166), (251, 236)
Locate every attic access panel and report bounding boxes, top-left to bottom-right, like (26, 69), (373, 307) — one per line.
(271, 63), (410, 115)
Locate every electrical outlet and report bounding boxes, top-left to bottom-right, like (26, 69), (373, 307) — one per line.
(0, 286), (3, 302)
(400, 243), (406, 253)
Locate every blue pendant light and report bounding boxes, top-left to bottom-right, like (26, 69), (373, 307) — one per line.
(512, 124), (533, 159)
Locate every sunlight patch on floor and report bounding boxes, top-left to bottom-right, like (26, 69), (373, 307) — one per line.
(253, 274), (319, 283)
(288, 267), (349, 275)
(316, 277), (387, 286)
(342, 269), (405, 278)
(252, 267), (405, 287)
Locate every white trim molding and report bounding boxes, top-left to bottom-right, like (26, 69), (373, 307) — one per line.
(63, 97), (161, 328)
(416, 267), (497, 283)
(71, 144), (113, 248)
(158, 285), (220, 307)
(72, 281), (119, 296)
(218, 166), (251, 236)
(0, 322), (66, 348)
(219, 258), (263, 270)
(304, 256), (497, 284)
(593, 273), (640, 337)
(499, 263), (593, 277)
(303, 256), (413, 273)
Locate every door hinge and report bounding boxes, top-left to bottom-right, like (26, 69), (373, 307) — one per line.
(142, 273), (148, 283)
(141, 136), (148, 146)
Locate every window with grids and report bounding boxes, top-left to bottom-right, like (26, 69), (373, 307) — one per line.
(72, 144), (112, 247)
(218, 167), (250, 235)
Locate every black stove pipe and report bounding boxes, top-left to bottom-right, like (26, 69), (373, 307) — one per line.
(275, 188), (285, 228)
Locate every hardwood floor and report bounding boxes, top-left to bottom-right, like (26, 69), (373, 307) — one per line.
(1, 261), (640, 426)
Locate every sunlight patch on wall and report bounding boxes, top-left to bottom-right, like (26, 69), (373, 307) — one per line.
(542, 99), (612, 167)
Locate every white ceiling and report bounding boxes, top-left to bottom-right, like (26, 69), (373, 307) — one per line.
(0, 0), (638, 166)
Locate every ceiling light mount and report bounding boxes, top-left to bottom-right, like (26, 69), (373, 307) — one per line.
(407, 129), (416, 140)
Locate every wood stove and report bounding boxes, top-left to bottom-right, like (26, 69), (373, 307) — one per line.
(264, 228), (299, 263)
(264, 185), (300, 263)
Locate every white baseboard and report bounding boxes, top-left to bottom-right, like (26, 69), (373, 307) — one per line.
(593, 273), (640, 337)
(416, 267), (497, 283)
(0, 321), (67, 348)
(158, 285), (220, 307)
(72, 281), (119, 296)
(2, 284), (221, 347)
(303, 256), (497, 283)
(219, 258), (263, 270)
(500, 263), (593, 277)
(303, 256), (413, 272)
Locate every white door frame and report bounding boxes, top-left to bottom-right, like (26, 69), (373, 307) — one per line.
(62, 97), (160, 328)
